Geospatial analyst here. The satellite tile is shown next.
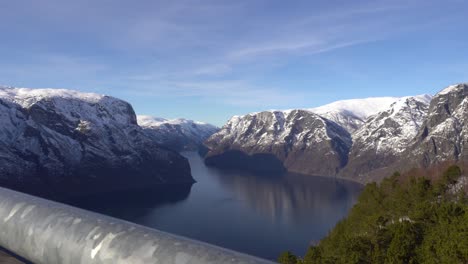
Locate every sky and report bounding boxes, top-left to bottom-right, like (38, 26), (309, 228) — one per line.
(0, 0), (467, 126)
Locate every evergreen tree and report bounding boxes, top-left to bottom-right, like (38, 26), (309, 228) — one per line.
(281, 165), (468, 263)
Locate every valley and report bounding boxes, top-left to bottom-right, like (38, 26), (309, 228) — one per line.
(0, 83), (467, 262)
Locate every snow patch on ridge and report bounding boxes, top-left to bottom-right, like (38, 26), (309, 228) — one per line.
(438, 84), (464, 95)
(309, 97), (401, 121)
(0, 86), (107, 107)
(0, 86), (134, 125)
(137, 115), (209, 127)
(137, 115), (218, 151)
(352, 95), (432, 154)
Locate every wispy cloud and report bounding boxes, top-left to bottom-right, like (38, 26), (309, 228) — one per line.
(224, 1), (429, 61)
(0, 0), (466, 122)
(228, 39), (324, 59)
(0, 53), (108, 83)
(121, 80), (317, 107)
(191, 64), (233, 76)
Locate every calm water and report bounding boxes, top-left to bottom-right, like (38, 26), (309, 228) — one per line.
(74, 151), (362, 260)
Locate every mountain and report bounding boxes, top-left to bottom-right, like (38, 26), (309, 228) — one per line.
(203, 91), (444, 182)
(203, 97), (405, 178)
(407, 84), (468, 168)
(310, 97), (400, 133)
(204, 110), (352, 176)
(341, 95), (432, 182)
(0, 86), (193, 199)
(137, 115), (219, 151)
(204, 84), (468, 183)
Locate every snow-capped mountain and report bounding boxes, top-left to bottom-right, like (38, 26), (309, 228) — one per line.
(310, 97), (401, 132)
(352, 95), (432, 153)
(204, 83), (468, 183)
(204, 110), (352, 176)
(407, 84), (468, 167)
(137, 115), (219, 151)
(203, 97), (408, 178)
(0, 86), (193, 198)
(341, 95), (432, 181)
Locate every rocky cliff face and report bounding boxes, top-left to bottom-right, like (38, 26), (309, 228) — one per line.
(200, 83), (468, 183)
(204, 110), (352, 176)
(203, 87), (468, 183)
(407, 84), (468, 167)
(341, 95), (432, 181)
(137, 115), (219, 152)
(0, 86), (193, 199)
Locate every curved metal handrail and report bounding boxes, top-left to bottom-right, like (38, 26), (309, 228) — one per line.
(0, 187), (276, 264)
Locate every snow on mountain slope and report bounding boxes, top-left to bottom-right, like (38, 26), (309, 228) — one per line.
(352, 94), (432, 153)
(309, 97), (401, 132)
(137, 115), (219, 151)
(341, 95), (432, 181)
(203, 92), (440, 182)
(205, 84), (468, 183)
(310, 97), (401, 120)
(226, 97), (405, 134)
(205, 110), (352, 176)
(437, 84), (461, 95)
(408, 84), (468, 166)
(0, 87), (137, 127)
(0, 86), (193, 198)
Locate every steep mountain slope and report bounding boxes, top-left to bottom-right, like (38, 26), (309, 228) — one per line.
(0, 86), (193, 198)
(407, 84), (468, 167)
(204, 110), (352, 176)
(137, 115), (219, 151)
(341, 95), (432, 181)
(203, 83), (468, 183)
(310, 97), (400, 132)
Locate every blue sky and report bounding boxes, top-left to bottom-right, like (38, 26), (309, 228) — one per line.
(0, 0), (467, 126)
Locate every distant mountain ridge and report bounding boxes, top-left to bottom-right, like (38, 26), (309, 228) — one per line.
(229, 96), (422, 134)
(203, 86), (468, 183)
(309, 96), (402, 132)
(137, 115), (219, 151)
(205, 110), (351, 176)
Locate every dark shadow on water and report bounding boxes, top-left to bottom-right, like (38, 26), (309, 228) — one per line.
(205, 150), (287, 175)
(66, 183), (193, 221)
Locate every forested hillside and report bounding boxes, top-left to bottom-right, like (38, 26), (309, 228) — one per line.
(280, 165), (468, 264)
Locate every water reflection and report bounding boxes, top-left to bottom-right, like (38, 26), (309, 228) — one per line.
(69, 184), (193, 221)
(213, 171), (361, 226)
(70, 151), (362, 260)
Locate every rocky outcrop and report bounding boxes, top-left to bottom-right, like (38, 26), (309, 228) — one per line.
(337, 86), (467, 182)
(137, 115), (219, 152)
(407, 84), (468, 167)
(204, 110), (352, 176)
(0, 87), (193, 199)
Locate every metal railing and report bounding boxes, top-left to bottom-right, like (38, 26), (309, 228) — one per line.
(0, 187), (276, 264)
